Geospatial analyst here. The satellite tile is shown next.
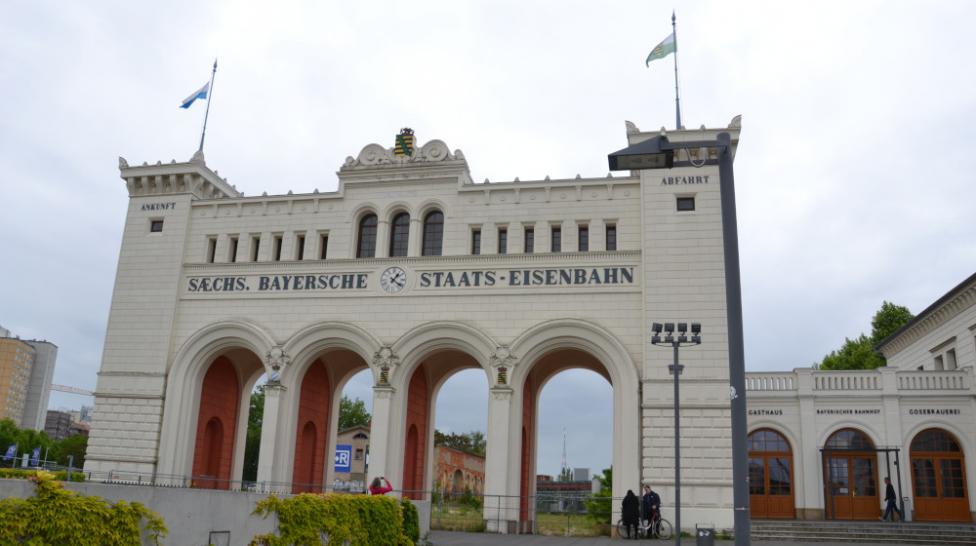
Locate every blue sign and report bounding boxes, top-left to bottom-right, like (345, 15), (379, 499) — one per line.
(334, 444), (352, 473)
(30, 447), (40, 466)
(2, 444), (16, 461)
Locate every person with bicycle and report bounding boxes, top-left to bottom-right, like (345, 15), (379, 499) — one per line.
(642, 485), (662, 535)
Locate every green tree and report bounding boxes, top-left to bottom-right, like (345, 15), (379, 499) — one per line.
(242, 386), (265, 483)
(50, 435), (87, 467)
(338, 396), (371, 430)
(818, 301), (914, 370)
(433, 430), (486, 456)
(871, 301), (914, 343)
(585, 467), (612, 524)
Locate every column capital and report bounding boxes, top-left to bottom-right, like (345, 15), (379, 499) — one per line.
(489, 386), (514, 401)
(373, 385), (396, 399)
(265, 345), (291, 383)
(372, 346), (400, 386)
(490, 346), (518, 386)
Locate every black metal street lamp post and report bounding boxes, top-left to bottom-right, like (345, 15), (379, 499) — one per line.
(651, 322), (701, 546)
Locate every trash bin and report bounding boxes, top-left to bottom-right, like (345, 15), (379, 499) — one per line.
(696, 525), (715, 546)
(901, 497), (911, 522)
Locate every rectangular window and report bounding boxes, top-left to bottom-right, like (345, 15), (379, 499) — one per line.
(471, 229), (482, 255)
(320, 234), (329, 259)
(206, 237), (217, 263)
(497, 228), (508, 254)
(251, 235), (261, 262)
(273, 235), (283, 262)
(524, 227), (534, 253)
(605, 223), (617, 251)
(946, 349), (957, 370)
(228, 237), (238, 263)
(676, 196), (696, 211)
(934, 354), (944, 370)
(551, 226), (561, 253)
(149, 219), (164, 232)
(296, 234), (305, 260)
(578, 225), (589, 252)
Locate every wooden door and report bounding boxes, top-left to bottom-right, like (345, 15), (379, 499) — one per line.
(826, 454), (879, 520)
(911, 429), (970, 522)
(749, 429), (796, 519)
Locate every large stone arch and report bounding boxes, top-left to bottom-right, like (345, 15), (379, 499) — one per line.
(382, 322), (497, 497)
(269, 321), (384, 487)
(506, 318), (640, 529)
(900, 420), (976, 518)
(157, 320), (276, 479)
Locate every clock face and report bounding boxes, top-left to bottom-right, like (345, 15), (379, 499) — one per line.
(380, 266), (407, 294)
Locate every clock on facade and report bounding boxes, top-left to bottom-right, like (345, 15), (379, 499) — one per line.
(380, 266), (407, 294)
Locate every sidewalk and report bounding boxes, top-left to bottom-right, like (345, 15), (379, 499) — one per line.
(429, 530), (895, 545)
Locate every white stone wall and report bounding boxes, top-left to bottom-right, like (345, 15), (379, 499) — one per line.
(882, 295), (976, 372)
(746, 366), (976, 519)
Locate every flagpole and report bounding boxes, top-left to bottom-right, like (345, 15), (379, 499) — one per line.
(672, 11), (682, 130)
(198, 58), (217, 153)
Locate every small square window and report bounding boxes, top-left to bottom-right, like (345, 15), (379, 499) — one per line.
(150, 220), (164, 232)
(676, 196), (696, 211)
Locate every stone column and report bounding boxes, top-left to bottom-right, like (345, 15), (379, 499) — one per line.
(368, 385), (397, 488)
(795, 368), (820, 519)
(408, 218), (422, 256)
(375, 220), (390, 258)
(485, 386), (515, 533)
(256, 382), (286, 492)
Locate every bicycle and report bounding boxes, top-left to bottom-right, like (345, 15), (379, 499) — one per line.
(616, 514), (673, 539)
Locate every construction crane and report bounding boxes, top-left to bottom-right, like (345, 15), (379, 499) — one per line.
(50, 384), (94, 397)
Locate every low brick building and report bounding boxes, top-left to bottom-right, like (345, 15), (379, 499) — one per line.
(435, 445), (484, 496)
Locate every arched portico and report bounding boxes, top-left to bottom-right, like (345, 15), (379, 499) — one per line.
(385, 322), (496, 500)
(500, 319), (640, 534)
(157, 320), (275, 482)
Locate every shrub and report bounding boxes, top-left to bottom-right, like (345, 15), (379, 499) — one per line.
(251, 493), (413, 546)
(0, 467), (85, 481)
(0, 470), (166, 545)
(401, 498), (420, 543)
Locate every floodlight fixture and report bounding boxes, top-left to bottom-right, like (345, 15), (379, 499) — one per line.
(652, 323), (663, 334)
(677, 323), (688, 333)
(691, 323), (701, 334)
(664, 323), (675, 333)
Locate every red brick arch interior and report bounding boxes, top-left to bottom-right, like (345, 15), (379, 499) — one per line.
(192, 356), (240, 489)
(293, 359), (331, 493)
(518, 349), (610, 529)
(402, 350), (482, 500)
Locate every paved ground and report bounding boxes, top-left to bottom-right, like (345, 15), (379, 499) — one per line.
(429, 531), (895, 546)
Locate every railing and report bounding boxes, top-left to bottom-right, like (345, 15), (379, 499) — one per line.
(814, 372), (881, 391)
(897, 370), (969, 391)
(745, 373), (796, 391)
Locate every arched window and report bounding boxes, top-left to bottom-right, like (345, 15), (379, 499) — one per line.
(748, 429), (794, 519)
(422, 210), (444, 256)
(357, 214), (378, 258)
(389, 213), (410, 257)
(825, 428), (874, 450)
(911, 428), (969, 521)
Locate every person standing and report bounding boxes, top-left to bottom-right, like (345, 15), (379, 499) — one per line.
(369, 476), (393, 496)
(642, 484), (661, 529)
(622, 489), (641, 539)
(881, 477), (903, 521)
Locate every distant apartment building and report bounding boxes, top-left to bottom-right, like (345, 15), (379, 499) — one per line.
(0, 331), (58, 430)
(0, 337), (35, 426)
(45, 410), (73, 440)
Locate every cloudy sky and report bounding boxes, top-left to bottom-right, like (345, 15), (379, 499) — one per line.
(2, 1), (974, 477)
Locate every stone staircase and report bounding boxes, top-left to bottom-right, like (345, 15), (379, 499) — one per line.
(752, 520), (976, 544)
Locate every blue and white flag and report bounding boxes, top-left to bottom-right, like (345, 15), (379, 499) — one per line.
(2, 444), (15, 461)
(180, 81), (210, 109)
(30, 447), (40, 466)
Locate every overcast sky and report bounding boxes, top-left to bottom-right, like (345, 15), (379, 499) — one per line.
(1, 1), (974, 477)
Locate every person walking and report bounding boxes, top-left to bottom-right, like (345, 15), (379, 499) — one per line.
(369, 476), (393, 496)
(622, 489), (641, 539)
(881, 477), (903, 521)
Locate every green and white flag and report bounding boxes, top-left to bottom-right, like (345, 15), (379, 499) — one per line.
(646, 33), (675, 66)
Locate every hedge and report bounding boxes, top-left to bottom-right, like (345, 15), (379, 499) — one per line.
(251, 493), (413, 546)
(0, 467), (85, 481)
(401, 498), (419, 544)
(0, 470), (166, 545)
